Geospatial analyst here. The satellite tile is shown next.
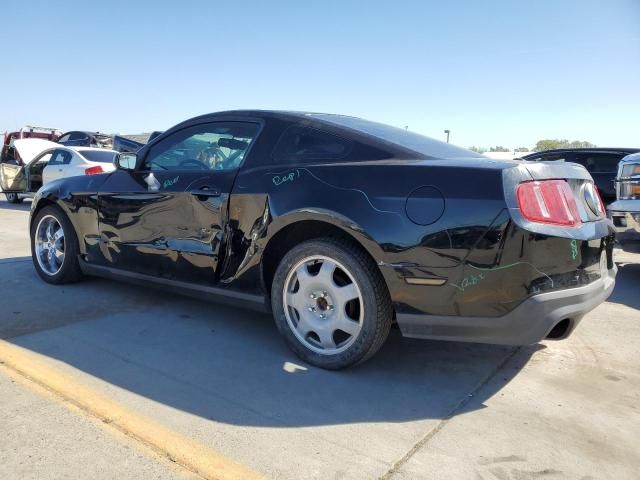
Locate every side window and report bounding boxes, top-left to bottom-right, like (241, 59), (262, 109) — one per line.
(143, 122), (260, 172)
(272, 126), (352, 164)
(573, 153), (620, 173)
(49, 150), (72, 165)
(33, 152), (53, 164)
(58, 134), (71, 143)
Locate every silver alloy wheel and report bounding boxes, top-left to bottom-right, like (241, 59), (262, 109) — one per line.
(283, 255), (364, 355)
(34, 214), (65, 276)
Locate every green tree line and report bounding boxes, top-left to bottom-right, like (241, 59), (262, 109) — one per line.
(468, 139), (596, 153)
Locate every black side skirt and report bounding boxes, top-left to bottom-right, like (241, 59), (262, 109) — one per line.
(78, 259), (270, 313)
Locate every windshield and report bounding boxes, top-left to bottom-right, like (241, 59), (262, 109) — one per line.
(310, 114), (482, 159)
(79, 150), (117, 163)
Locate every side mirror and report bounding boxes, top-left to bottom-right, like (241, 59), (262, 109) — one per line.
(115, 152), (137, 171)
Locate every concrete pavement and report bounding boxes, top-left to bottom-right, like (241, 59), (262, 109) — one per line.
(0, 363), (198, 480)
(0, 197), (638, 479)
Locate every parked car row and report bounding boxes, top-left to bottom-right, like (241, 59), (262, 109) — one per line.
(24, 110), (618, 369)
(0, 139), (117, 203)
(522, 148), (640, 203)
(1, 126), (158, 203)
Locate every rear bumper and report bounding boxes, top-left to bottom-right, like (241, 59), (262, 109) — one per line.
(608, 205), (640, 243)
(396, 264), (616, 346)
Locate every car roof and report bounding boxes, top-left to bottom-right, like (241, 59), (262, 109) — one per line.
(157, 109), (486, 161)
(180, 109), (341, 123)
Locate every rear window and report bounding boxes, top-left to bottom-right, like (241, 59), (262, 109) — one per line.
(310, 114), (482, 159)
(80, 150), (116, 163)
(573, 153), (621, 173)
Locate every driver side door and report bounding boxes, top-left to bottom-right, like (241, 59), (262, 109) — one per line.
(96, 121), (260, 285)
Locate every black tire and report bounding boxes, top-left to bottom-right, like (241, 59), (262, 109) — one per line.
(271, 238), (393, 369)
(5, 192), (23, 204)
(30, 205), (83, 284)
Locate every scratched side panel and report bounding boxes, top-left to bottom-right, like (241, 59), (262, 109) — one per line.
(218, 192), (271, 293)
(95, 170), (232, 285)
(225, 160), (509, 308)
(228, 158), (614, 319)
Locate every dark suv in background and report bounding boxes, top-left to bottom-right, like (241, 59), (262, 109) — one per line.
(523, 148), (640, 202)
(57, 131), (113, 149)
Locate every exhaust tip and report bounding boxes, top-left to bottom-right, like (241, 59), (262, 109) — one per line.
(546, 318), (571, 340)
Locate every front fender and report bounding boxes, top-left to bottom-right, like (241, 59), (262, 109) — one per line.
(30, 175), (108, 255)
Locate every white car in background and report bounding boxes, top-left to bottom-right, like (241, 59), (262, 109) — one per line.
(0, 139), (117, 203)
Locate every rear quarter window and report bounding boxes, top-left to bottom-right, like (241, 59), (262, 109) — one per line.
(311, 114), (480, 159)
(271, 125), (391, 165)
(272, 126), (352, 164)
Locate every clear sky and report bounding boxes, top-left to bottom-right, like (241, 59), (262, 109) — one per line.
(2, 0), (639, 149)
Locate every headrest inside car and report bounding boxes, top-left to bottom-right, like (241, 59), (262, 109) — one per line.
(218, 138), (248, 150)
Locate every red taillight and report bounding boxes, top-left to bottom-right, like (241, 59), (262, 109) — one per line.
(594, 185), (606, 216)
(516, 179), (581, 227)
(84, 165), (103, 175)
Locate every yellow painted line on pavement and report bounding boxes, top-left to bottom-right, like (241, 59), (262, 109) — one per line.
(0, 340), (263, 480)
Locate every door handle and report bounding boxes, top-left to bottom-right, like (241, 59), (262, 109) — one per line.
(190, 186), (220, 199)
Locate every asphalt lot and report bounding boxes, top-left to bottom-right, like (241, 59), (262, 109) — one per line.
(0, 197), (638, 479)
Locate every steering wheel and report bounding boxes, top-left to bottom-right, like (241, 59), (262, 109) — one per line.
(178, 159), (209, 170)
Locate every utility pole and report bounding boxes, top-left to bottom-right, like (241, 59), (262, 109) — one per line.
(444, 129), (450, 143)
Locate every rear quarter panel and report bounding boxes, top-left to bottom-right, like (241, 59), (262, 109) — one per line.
(226, 159), (510, 311)
(228, 157), (615, 319)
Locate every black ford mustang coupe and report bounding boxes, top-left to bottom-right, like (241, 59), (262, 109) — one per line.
(29, 111), (617, 369)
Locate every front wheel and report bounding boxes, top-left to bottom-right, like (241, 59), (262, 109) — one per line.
(5, 192), (23, 204)
(30, 205), (83, 284)
(271, 238), (393, 369)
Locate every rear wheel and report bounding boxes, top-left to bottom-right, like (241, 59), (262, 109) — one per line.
(5, 192), (23, 204)
(30, 205), (83, 284)
(271, 238), (393, 369)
